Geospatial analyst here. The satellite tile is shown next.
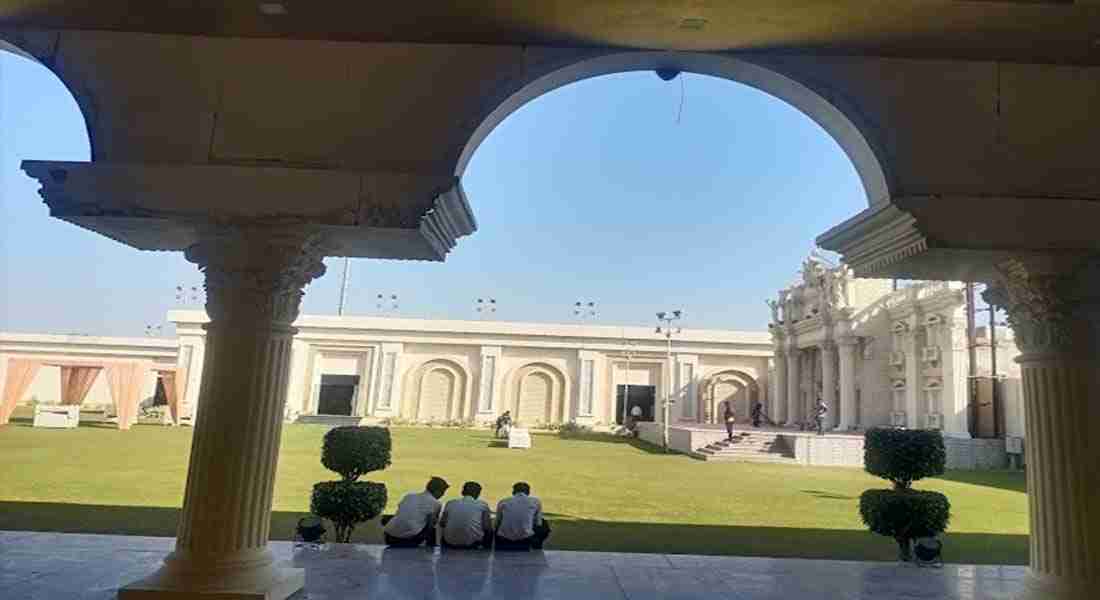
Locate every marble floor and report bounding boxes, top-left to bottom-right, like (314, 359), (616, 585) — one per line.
(0, 531), (1025, 599)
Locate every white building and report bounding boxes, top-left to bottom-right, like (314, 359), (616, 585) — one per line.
(1, 311), (774, 429)
(768, 256), (1024, 442)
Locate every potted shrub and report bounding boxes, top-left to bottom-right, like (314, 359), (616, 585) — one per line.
(310, 426), (391, 543)
(858, 428), (950, 561)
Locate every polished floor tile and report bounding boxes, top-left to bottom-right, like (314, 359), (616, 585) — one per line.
(0, 531), (1026, 599)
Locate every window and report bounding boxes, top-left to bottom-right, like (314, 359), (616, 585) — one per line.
(378, 352), (396, 409)
(681, 363), (695, 418)
(479, 355), (496, 412)
(580, 359), (594, 416)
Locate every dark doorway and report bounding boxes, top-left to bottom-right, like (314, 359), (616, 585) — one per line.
(615, 385), (656, 424)
(318, 374), (359, 416)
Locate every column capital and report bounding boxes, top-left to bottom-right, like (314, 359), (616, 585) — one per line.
(836, 336), (860, 348)
(186, 227), (328, 327)
(983, 255), (1100, 358)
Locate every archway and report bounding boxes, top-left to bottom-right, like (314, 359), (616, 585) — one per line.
(457, 51), (889, 207)
(403, 359), (469, 422)
(703, 369), (759, 425)
(508, 363), (568, 427)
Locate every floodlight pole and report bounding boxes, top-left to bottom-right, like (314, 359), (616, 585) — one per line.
(655, 310), (684, 452)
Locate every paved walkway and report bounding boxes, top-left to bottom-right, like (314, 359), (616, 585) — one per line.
(0, 531), (1024, 599)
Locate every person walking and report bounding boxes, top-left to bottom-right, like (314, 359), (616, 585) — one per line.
(750, 401), (763, 428)
(814, 398), (828, 436)
(722, 400), (736, 441)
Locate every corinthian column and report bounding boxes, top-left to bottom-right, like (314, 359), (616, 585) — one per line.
(820, 341), (838, 428)
(786, 349), (800, 426)
(773, 349), (788, 425)
(984, 256), (1100, 600)
(836, 337), (858, 430)
(121, 228), (327, 600)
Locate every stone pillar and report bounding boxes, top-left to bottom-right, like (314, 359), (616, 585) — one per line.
(903, 319), (922, 429)
(984, 257), (1100, 600)
(820, 341), (837, 428)
(786, 349), (800, 426)
(836, 338), (858, 430)
(121, 228), (326, 600)
(772, 350), (787, 425)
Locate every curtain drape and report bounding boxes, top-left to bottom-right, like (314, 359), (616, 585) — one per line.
(0, 359), (42, 425)
(59, 365), (102, 406)
(107, 361), (149, 430)
(158, 368), (187, 425)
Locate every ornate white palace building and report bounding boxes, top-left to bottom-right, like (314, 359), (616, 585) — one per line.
(768, 257), (1024, 442)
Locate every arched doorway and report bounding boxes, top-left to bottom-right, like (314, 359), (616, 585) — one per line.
(405, 359), (468, 422)
(509, 363), (567, 427)
(703, 370), (759, 424)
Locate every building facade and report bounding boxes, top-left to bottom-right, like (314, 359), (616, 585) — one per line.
(768, 256), (1024, 441)
(1, 311), (774, 429)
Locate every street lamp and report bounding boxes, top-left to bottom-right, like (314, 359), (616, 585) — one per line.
(475, 298), (497, 319)
(620, 335), (637, 426)
(175, 284), (202, 305)
(573, 300), (597, 320)
(375, 293), (399, 315)
(655, 310), (684, 452)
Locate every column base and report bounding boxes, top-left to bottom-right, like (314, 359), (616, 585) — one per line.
(119, 560), (303, 600)
(1016, 571), (1098, 600)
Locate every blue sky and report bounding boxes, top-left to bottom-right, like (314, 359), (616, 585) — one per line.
(0, 53), (865, 336)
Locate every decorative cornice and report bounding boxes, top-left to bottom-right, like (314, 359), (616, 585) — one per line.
(816, 203), (928, 277)
(983, 256), (1100, 359)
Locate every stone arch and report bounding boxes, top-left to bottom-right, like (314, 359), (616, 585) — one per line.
(507, 363), (568, 427)
(457, 51), (891, 207)
(703, 369), (759, 424)
(403, 359), (469, 422)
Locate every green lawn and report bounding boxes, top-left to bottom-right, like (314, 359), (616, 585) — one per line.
(0, 422), (1028, 564)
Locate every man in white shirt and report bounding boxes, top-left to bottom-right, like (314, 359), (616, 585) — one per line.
(440, 481), (493, 550)
(383, 476), (448, 547)
(494, 481), (551, 550)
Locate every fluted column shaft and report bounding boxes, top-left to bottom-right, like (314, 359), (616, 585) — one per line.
(984, 257), (1099, 600)
(837, 338), (858, 430)
(773, 350), (788, 424)
(820, 342), (837, 428)
(786, 349), (800, 425)
(122, 228), (326, 599)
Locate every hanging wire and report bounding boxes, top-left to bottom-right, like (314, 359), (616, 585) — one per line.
(676, 75), (685, 125)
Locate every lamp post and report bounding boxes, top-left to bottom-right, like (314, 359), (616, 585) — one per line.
(655, 310), (683, 451)
(337, 257), (351, 316)
(475, 297), (497, 319)
(175, 284), (202, 305)
(375, 293), (399, 316)
(620, 334), (637, 426)
(573, 300), (597, 321)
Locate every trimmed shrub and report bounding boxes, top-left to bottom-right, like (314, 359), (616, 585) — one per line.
(311, 481), (387, 543)
(321, 426), (392, 482)
(860, 489), (951, 560)
(864, 428), (946, 490)
(312, 426), (391, 542)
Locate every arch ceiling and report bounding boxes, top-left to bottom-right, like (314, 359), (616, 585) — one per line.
(4, 24), (1100, 280)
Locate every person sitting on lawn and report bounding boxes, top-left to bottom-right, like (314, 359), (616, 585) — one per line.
(495, 411), (513, 438)
(440, 481), (493, 550)
(383, 476), (449, 547)
(494, 481), (550, 551)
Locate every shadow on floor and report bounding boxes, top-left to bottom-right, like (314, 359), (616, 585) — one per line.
(0, 501), (1028, 565)
(801, 489), (857, 501)
(933, 470), (1027, 494)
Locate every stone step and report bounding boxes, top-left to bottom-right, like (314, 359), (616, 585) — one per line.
(295, 414), (367, 427)
(691, 451), (798, 464)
